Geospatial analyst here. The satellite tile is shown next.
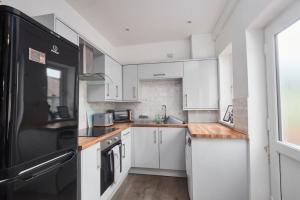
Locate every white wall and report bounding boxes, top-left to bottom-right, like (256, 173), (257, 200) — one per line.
(190, 34), (216, 59)
(218, 44), (233, 122)
(215, 0), (295, 200)
(115, 39), (191, 64)
(1, 0), (116, 58)
(115, 34), (216, 64)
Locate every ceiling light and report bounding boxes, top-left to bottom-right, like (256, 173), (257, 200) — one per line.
(125, 28), (130, 32)
(187, 20), (192, 24)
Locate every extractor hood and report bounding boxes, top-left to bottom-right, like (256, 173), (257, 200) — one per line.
(79, 73), (113, 84)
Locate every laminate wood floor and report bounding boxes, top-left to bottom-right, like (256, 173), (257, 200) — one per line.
(112, 174), (189, 200)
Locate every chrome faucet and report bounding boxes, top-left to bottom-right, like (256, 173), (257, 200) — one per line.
(161, 105), (167, 122)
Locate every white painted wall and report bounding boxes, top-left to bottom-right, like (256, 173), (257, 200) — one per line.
(218, 44), (233, 122)
(190, 34), (216, 59)
(115, 34), (216, 64)
(115, 39), (191, 64)
(1, 0), (116, 58)
(215, 0), (295, 200)
(246, 30), (270, 200)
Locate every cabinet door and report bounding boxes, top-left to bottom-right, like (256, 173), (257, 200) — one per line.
(183, 60), (219, 110)
(185, 133), (193, 200)
(123, 65), (138, 101)
(122, 134), (131, 173)
(138, 62), (183, 80)
(81, 143), (101, 200)
(115, 62), (123, 101)
(105, 56), (122, 100)
(55, 19), (79, 46)
(133, 128), (159, 169)
(159, 128), (186, 170)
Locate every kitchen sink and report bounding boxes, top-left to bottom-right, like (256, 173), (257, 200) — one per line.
(163, 116), (185, 124)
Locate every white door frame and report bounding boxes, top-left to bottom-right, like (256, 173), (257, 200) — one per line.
(265, 2), (300, 200)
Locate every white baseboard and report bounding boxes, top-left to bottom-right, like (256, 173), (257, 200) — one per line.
(129, 167), (187, 177)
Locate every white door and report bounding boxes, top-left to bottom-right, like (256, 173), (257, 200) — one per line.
(133, 128), (159, 169)
(123, 65), (138, 101)
(138, 62), (183, 80)
(159, 128), (186, 170)
(265, 2), (300, 199)
(185, 133), (193, 200)
(183, 60), (219, 110)
(80, 143), (101, 200)
(122, 130), (132, 173)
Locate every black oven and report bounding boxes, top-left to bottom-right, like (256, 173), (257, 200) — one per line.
(100, 134), (122, 195)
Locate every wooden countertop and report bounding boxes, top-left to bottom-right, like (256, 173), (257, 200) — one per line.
(78, 122), (247, 150)
(188, 123), (248, 139)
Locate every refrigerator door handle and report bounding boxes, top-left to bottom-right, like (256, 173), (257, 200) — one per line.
(18, 151), (75, 176)
(20, 163), (61, 182)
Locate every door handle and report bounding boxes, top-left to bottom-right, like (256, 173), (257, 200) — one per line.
(97, 148), (101, 169)
(116, 85), (118, 98)
(153, 73), (166, 77)
(159, 130), (162, 144)
(123, 144), (126, 158)
(107, 83), (109, 97)
(133, 87), (136, 98)
(153, 130), (157, 144)
(185, 94), (188, 107)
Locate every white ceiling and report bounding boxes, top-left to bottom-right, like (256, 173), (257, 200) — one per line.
(66, 0), (230, 46)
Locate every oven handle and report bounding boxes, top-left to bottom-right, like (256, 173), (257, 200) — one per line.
(109, 150), (114, 173)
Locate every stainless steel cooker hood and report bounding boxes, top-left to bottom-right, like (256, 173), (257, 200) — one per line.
(79, 73), (113, 83)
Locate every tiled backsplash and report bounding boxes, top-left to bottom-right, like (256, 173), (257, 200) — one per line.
(233, 97), (248, 133)
(117, 80), (187, 121)
(78, 80), (188, 128)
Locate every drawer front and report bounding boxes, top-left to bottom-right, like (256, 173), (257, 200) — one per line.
(138, 62), (183, 80)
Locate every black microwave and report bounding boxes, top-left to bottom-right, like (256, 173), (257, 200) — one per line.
(107, 109), (133, 122)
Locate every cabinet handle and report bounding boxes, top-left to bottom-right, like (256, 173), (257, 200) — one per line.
(153, 73), (166, 77)
(97, 148), (101, 169)
(116, 85), (118, 98)
(153, 131), (157, 144)
(122, 144), (126, 158)
(185, 94), (188, 107)
(106, 83), (109, 97)
(133, 87), (136, 98)
(159, 130), (163, 144)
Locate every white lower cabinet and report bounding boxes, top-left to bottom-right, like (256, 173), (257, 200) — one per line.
(121, 128), (132, 173)
(159, 128), (186, 170)
(132, 127), (185, 171)
(81, 142), (101, 200)
(186, 131), (248, 200)
(133, 127), (159, 169)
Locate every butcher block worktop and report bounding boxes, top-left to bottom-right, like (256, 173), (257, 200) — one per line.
(78, 122), (247, 150)
(187, 123), (248, 139)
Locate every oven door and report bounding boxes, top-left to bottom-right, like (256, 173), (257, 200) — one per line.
(100, 149), (114, 195)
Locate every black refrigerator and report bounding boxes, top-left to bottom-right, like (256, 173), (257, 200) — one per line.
(0, 6), (79, 200)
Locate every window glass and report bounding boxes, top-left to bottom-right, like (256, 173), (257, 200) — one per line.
(276, 19), (300, 146)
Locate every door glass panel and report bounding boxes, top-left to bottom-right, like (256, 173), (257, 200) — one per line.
(276, 19), (300, 147)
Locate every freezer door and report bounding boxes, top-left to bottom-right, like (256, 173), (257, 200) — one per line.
(0, 151), (77, 200)
(0, 9), (79, 170)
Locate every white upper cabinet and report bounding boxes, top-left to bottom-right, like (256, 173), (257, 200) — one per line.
(123, 65), (139, 101)
(159, 128), (186, 171)
(132, 127), (159, 169)
(183, 60), (219, 110)
(138, 62), (183, 80)
(34, 14), (79, 46)
(86, 54), (122, 102)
